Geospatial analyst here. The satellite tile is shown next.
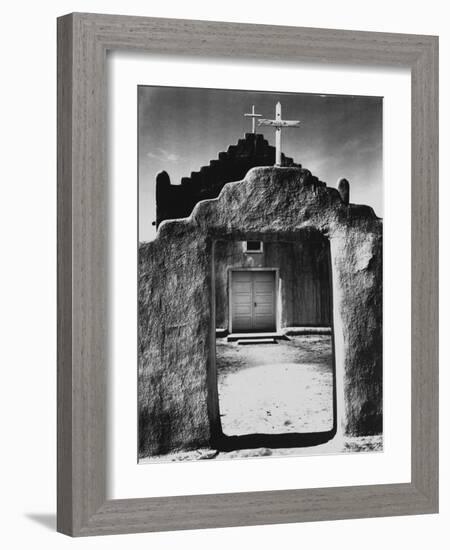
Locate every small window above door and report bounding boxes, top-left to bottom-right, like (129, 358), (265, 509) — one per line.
(243, 240), (263, 254)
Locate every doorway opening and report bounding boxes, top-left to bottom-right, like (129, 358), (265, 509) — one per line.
(230, 270), (277, 333)
(213, 234), (336, 450)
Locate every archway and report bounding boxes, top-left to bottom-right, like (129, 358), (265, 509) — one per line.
(211, 231), (337, 450)
(138, 167), (382, 458)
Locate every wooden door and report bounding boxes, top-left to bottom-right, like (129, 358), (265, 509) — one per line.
(252, 271), (276, 331)
(231, 271), (276, 332)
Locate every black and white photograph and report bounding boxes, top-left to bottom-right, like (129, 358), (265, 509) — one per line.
(138, 85), (383, 462)
(1, 0), (443, 544)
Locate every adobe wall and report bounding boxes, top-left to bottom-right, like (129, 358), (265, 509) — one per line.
(214, 239), (331, 330)
(139, 166), (382, 457)
(155, 133), (300, 226)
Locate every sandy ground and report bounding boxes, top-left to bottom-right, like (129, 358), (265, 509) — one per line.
(216, 335), (333, 435)
(140, 335), (383, 463)
(139, 434), (384, 463)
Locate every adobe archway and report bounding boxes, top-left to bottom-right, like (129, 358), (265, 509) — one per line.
(138, 167), (382, 457)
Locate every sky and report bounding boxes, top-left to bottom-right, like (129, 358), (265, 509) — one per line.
(138, 86), (383, 242)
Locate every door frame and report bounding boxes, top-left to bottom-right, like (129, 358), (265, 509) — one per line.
(228, 267), (280, 334)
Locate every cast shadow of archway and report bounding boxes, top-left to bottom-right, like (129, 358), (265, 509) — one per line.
(213, 428), (337, 452)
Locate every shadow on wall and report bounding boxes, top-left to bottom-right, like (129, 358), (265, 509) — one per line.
(214, 236), (332, 331)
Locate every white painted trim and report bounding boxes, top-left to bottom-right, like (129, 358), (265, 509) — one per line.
(243, 240), (264, 254)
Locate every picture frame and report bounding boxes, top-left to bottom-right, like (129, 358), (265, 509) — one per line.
(57, 12), (438, 536)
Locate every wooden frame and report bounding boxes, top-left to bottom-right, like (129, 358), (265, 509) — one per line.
(57, 12), (439, 536)
(243, 240), (264, 253)
(227, 267), (280, 334)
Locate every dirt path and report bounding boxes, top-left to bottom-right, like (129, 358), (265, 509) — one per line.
(139, 335), (383, 463)
(216, 335), (334, 436)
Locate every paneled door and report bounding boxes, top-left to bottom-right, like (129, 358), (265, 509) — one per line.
(231, 271), (276, 332)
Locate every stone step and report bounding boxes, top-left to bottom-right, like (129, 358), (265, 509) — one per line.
(225, 328), (331, 341)
(283, 327), (332, 335)
(236, 338), (276, 345)
(227, 332), (285, 342)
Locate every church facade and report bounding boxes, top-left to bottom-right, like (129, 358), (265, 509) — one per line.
(154, 133), (341, 335)
(138, 133), (382, 457)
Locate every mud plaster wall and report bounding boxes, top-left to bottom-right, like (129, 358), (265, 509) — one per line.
(155, 133), (299, 227)
(214, 239), (331, 329)
(139, 167), (382, 457)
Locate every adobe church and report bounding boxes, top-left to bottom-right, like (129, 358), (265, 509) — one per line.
(139, 104), (382, 457)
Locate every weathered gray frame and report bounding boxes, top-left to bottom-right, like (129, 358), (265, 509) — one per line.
(57, 12), (439, 537)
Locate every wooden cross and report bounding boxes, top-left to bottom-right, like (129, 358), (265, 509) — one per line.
(244, 105), (262, 134)
(258, 102), (301, 166)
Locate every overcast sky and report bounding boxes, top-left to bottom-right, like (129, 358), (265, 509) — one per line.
(139, 86), (382, 242)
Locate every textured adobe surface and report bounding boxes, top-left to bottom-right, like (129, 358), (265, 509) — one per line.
(155, 133), (300, 227)
(139, 166), (382, 457)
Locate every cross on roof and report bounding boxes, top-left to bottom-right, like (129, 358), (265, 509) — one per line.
(258, 102), (301, 166)
(244, 105), (262, 134)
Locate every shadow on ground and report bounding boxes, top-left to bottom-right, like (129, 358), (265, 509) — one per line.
(214, 429), (336, 452)
(216, 335), (335, 436)
(25, 513), (56, 531)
